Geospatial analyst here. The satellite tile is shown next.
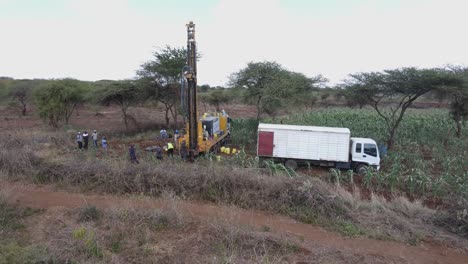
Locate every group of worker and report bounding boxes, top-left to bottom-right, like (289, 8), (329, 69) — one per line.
(76, 130), (107, 151)
(128, 141), (188, 164)
(128, 129), (189, 164)
(76, 128), (189, 163)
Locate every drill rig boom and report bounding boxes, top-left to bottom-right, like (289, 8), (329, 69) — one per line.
(185, 21), (198, 153)
(180, 21), (231, 157)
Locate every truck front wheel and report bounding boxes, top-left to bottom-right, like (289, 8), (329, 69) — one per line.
(355, 164), (368, 175)
(285, 160), (298, 170)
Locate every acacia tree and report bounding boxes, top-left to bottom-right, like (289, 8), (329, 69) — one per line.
(449, 88), (468, 138)
(8, 80), (43, 116)
(61, 79), (86, 124)
(97, 80), (142, 130)
(9, 82), (30, 116)
(443, 66), (468, 137)
(229, 61), (321, 120)
(199, 84), (210, 92)
(35, 79), (85, 128)
(206, 89), (231, 112)
(340, 87), (367, 108)
(138, 46), (186, 128)
(346, 68), (462, 149)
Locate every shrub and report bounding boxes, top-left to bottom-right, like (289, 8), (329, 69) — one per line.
(0, 196), (35, 234)
(434, 198), (468, 238)
(0, 242), (50, 264)
(72, 227), (103, 259)
(78, 205), (101, 222)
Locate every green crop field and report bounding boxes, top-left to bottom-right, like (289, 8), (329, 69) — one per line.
(233, 108), (467, 201)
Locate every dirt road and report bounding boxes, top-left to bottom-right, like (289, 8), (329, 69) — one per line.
(2, 181), (467, 264)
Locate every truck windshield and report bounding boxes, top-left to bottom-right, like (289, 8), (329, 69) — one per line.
(364, 143), (377, 157)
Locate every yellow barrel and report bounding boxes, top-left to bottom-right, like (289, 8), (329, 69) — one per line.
(216, 155), (221, 161)
(225, 147), (230, 154)
(232, 148), (237, 154)
(220, 146), (226, 153)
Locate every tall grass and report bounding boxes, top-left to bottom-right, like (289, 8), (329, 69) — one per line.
(230, 119), (258, 148)
(278, 108), (465, 146)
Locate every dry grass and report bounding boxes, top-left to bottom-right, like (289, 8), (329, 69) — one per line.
(0, 191), (51, 264)
(14, 200), (302, 264)
(206, 218), (301, 263)
(333, 186), (468, 247)
(434, 197), (468, 239)
(1, 131), (468, 247)
(41, 206), (183, 263)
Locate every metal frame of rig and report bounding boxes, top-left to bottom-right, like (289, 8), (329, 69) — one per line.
(179, 21), (231, 157)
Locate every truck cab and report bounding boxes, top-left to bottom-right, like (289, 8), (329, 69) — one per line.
(350, 137), (380, 172)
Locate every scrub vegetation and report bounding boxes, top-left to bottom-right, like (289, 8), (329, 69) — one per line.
(0, 53), (467, 262)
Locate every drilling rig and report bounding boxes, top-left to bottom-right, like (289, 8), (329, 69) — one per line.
(179, 22), (231, 157)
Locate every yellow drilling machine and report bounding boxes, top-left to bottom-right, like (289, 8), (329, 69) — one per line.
(178, 21), (231, 158)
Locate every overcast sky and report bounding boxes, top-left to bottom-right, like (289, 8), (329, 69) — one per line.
(1, 0), (467, 86)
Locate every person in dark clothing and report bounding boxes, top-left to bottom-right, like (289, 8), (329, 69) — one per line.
(155, 145), (163, 160)
(129, 144), (139, 164)
(83, 131), (89, 149)
(76, 132), (83, 149)
(180, 140), (188, 161)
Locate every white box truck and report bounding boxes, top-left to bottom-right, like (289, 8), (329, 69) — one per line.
(257, 123), (380, 173)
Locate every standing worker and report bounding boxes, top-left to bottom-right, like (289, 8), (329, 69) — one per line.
(83, 131), (89, 150)
(129, 144), (139, 164)
(167, 142), (174, 157)
(92, 130), (98, 148)
(180, 140), (188, 161)
(174, 130), (179, 143)
(101, 136), (108, 153)
(76, 132), (83, 149)
(155, 145), (163, 160)
(160, 129), (168, 139)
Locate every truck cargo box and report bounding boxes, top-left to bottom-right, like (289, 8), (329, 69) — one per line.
(257, 123), (351, 163)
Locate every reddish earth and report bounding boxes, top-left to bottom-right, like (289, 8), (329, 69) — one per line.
(2, 181), (467, 264)
(0, 103), (257, 134)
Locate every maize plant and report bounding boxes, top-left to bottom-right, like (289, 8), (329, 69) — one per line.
(262, 108), (467, 200)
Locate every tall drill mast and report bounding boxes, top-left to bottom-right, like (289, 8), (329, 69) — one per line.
(185, 21), (198, 151)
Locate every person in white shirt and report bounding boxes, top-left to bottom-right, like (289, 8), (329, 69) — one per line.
(76, 132), (83, 149)
(92, 130), (98, 148)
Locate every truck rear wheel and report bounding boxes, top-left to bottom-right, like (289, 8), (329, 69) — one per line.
(285, 160), (298, 170)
